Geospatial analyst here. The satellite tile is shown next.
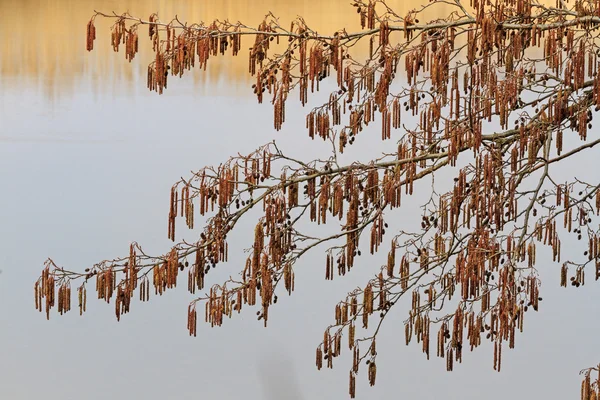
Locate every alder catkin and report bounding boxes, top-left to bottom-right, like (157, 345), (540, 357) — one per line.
(86, 20), (96, 51)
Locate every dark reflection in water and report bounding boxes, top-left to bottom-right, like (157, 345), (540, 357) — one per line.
(259, 343), (304, 400)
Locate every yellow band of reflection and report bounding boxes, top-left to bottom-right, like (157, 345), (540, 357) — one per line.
(0, 0), (451, 97)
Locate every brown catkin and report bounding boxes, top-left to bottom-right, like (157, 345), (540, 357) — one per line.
(561, 264), (568, 287)
(368, 361), (376, 386)
(86, 20), (96, 51)
(78, 286), (83, 315)
(316, 346), (323, 370)
(35, 282), (39, 311)
(497, 341), (502, 372)
(493, 341), (498, 370)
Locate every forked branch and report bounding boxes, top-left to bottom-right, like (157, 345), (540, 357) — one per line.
(42, 0), (600, 398)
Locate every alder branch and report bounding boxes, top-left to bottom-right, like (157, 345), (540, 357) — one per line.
(41, 1), (600, 398)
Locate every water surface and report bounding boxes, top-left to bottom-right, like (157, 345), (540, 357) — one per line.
(0, 1), (597, 399)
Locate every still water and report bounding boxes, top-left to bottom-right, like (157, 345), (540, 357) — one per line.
(2, 0), (453, 97)
(0, 1), (597, 399)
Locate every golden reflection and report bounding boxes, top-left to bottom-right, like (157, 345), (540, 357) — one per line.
(0, 0), (452, 97)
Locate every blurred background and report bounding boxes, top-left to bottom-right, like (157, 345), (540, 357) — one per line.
(0, 1), (598, 399)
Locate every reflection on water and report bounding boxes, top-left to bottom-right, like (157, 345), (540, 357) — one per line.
(0, 0), (451, 98)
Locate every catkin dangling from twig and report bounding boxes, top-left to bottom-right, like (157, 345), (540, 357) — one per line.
(86, 19), (96, 51)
